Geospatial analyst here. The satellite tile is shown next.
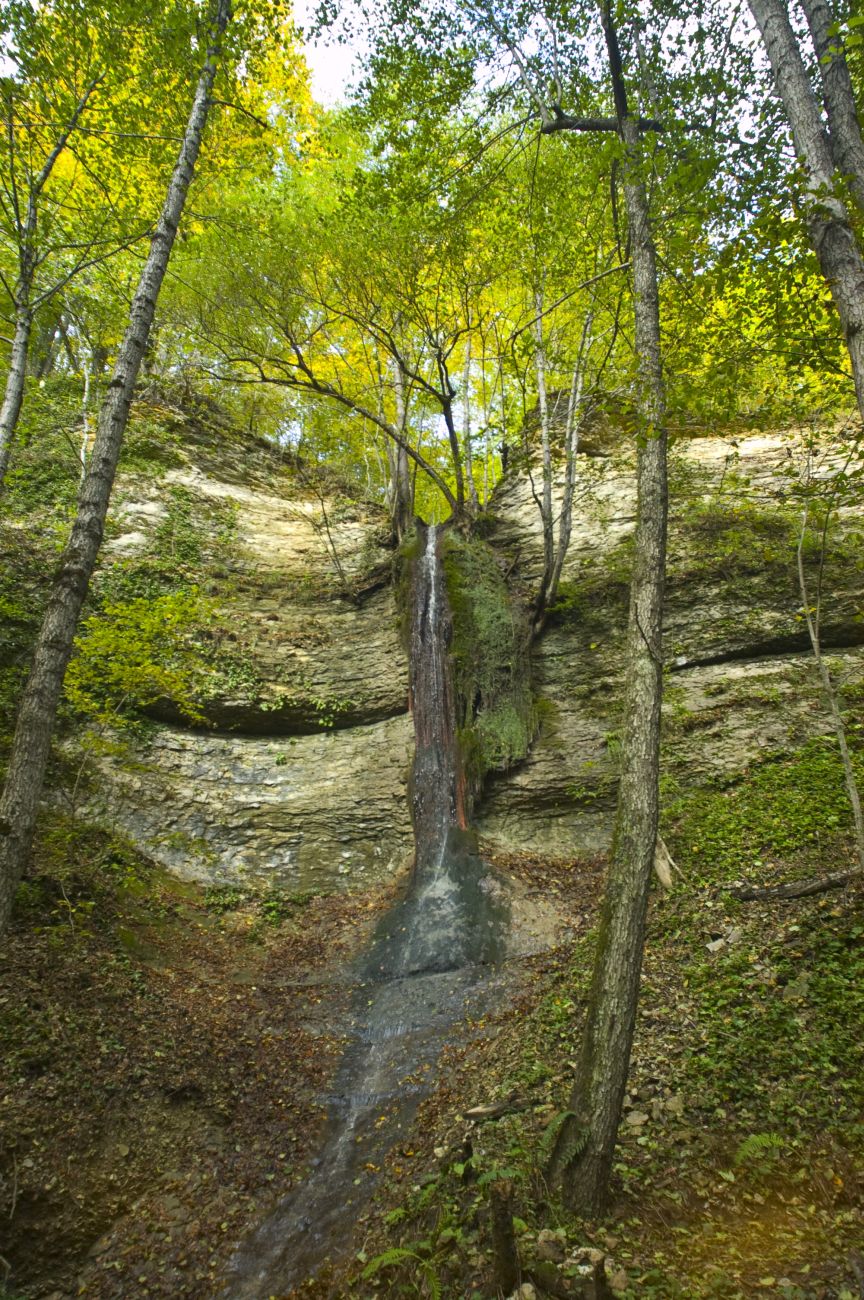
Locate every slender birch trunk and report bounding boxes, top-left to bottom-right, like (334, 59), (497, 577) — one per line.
(747, 0), (864, 419)
(546, 339), (589, 617)
(532, 286), (555, 619)
(0, 0), (231, 937)
(551, 0), (668, 1215)
(0, 78), (100, 490)
(79, 349), (94, 482)
(462, 338), (479, 510)
(797, 491), (864, 870)
(389, 361), (413, 538)
(0, 299), (33, 485)
(435, 350), (465, 515)
(799, 0), (864, 215)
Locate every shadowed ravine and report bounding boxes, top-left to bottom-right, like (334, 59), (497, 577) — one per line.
(223, 522), (510, 1297)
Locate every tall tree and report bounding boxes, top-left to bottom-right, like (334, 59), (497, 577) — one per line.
(0, 0), (232, 937)
(799, 0), (864, 214)
(542, 1), (668, 1213)
(0, 73), (101, 484)
(0, 0), (204, 488)
(747, 0), (864, 419)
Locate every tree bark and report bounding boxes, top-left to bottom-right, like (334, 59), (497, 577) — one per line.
(531, 286), (555, 621)
(551, 0), (668, 1216)
(732, 868), (860, 899)
(535, 313), (594, 636)
(0, 0), (231, 937)
(388, 360), (413, 539)
(0, 301), (33, 485)
(488, 1179), (519, 1295)
(799, 0), (864, 215)
(796, 503), (864, 870)
(436, 350), (465, 514)
(747, 0), (864, 420)
(0, 77), (101, 490)
(462, 338), (480, 511)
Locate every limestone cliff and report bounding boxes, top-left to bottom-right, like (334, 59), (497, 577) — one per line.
(77, 397), (415, 890)
(79, 406), (864, 891)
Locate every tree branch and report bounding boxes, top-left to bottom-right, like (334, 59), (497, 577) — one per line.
(541, 110), (664, 135)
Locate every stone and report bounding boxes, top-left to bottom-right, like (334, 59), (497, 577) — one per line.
(536, 1228), (565, 1263)
(84, 420), (864, 894)
(84, 714), (414, 892)
(477, 432), (864, 860)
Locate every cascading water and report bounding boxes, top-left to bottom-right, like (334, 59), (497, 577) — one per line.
(224, 522), (507, 1298)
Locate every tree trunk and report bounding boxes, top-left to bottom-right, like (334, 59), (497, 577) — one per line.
(799, 0), (864, 215)
(488, 1179), (519, 1295)
(0, 0), (231, 937)
(0, 301), (33, 486)
(462, 338), (480, 510)
(797, 506), (864, 870)
(0, 76), (100, 489)
(532, 287), (555, 620)
(437, 351), (465, 515)
(388, 361), (413, 539)
(551, 1), (668, 1216)
(748, 0), (864, 419)
(546, 359), (583, 612)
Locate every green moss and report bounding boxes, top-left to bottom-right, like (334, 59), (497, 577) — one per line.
(663, 734), (863, 886)
(441, 530), (535, 788)
(548, 540), (632, 632)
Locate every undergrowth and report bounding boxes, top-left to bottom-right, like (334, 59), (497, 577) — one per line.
(349, 731), (864, 1300)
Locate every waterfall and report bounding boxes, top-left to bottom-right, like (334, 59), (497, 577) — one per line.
(224, 519), (507, 1297)
(410, 522), (459, 859)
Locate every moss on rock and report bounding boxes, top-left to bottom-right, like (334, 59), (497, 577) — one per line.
(440, 529), (535, 791)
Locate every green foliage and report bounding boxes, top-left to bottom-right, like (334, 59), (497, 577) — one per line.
(154, 485), (239, 571)
(203, 885), (248, 914)
(65, 589), (216, 727)
(549, 541), (632, 632)
(203, 884), (317, 923)
(733, 1132), (785, 1168)
(362, 1244), (444, 1298)
(441, 530), (535, 786)
(681, 913), (864, 1129)
(120, 411), (186, 475)
(12, 812), (152, 932)
(99, 482), (240, 605)
(3, 379), (83, 517)
(538, 1109), (580, 1165)
(665, 737), (863, 885)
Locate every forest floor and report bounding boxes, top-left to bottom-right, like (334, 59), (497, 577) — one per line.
(1, 815), (863, 1300)
(325, 844), (864, 1300)
(0, 815), (399, 1299)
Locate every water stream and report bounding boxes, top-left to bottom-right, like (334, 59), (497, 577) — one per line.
(224, 522), (508, 1297)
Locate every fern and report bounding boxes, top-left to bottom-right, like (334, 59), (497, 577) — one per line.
(734, 1132), (784, 1166)
(362, 1246), (443, 1299)
(477, 1164), (519, 1188)
(361, 1246), (419, 1280)
(422, 1263), (443, 1300)
(539, 1108), (579, 1164)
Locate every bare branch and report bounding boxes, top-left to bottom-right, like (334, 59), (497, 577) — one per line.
(541, 110), (664, 135)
